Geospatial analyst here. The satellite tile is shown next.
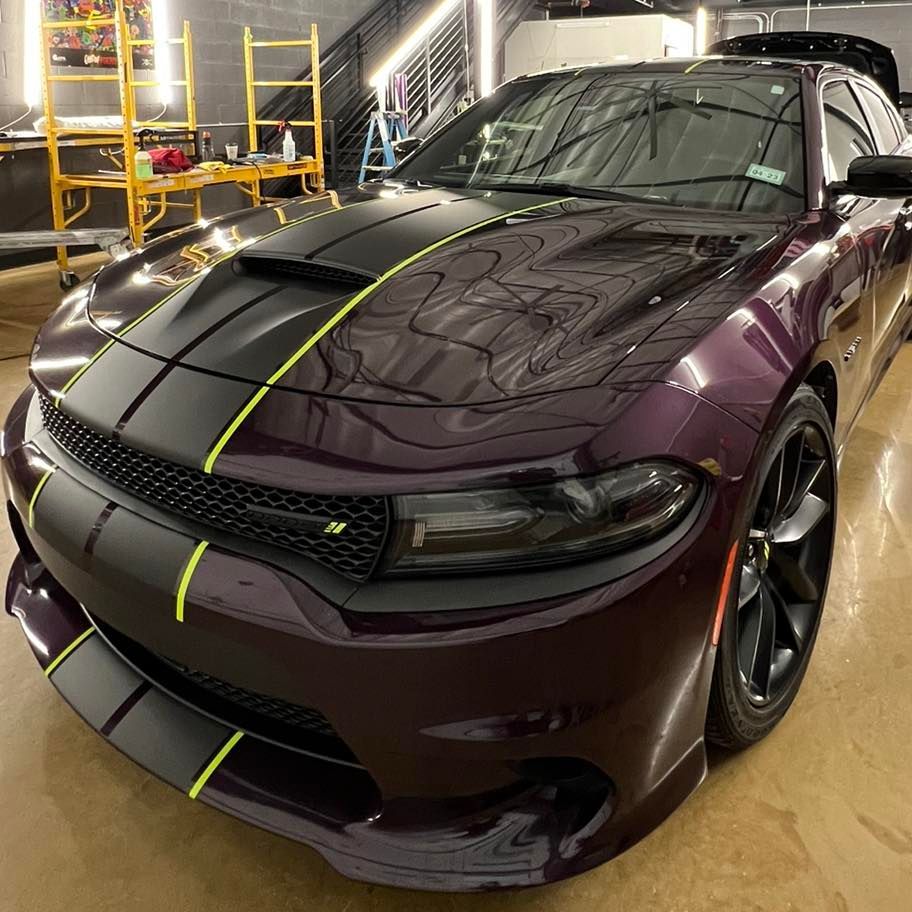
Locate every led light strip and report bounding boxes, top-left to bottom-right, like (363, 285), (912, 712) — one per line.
(478, 0), (495, 98)
(202, 197), (575, 474)
(694, 6), (708, 57)
(368, 0), (459, 90)
(151, 0), (173, 106)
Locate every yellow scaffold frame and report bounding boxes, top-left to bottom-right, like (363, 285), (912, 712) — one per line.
(39, 0), (200, 271)
(242, 22), (325, 202)
(38, 1), (325, 274)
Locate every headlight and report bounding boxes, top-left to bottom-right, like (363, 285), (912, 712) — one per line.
(383, 461), (701, 575)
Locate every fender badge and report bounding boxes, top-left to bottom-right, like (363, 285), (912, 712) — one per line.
(844, 336), (862, 362)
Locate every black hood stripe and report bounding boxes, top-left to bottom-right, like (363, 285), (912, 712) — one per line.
(201, 197), (575, 474)
(56, 197), (372, 409)
(112, 285), (284, 439)
(303, 193), (481, 262)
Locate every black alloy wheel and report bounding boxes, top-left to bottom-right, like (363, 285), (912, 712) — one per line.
(707, 385), (836, 749)
(736, 422), (834, 706)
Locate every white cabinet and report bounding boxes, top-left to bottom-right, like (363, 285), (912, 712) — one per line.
(504, 15), (695, 82)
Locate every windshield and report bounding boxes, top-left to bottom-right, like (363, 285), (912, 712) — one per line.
(394, 71), (806, 214)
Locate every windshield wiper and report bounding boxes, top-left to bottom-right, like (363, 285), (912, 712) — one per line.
(468, 180), (683, 206)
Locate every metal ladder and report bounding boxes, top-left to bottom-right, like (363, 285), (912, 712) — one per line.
(358, 111), (409, 183)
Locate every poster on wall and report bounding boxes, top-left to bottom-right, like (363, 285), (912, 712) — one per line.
(44, 0), (155, 69)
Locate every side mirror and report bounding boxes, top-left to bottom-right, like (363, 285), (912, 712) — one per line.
(393, 136), (423, 159)
(831, 155), (912, 199)
(899, 91), (912, 109)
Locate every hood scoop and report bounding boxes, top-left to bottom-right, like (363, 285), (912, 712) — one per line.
(237, 253), (377, 291)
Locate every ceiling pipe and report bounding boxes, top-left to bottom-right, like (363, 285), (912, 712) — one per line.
(770, 1), (912, 31)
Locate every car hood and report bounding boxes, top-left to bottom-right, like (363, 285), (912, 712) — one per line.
(85, 185), (789, 406)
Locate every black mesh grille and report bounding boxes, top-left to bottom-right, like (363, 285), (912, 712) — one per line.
(159, 656), (338, 738)
(40, 396), (388, 580)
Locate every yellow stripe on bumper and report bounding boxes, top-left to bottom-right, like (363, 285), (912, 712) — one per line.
(175, 540), (209, 622)
(188, 731), (244, 799)
(45, 627), (95, 677)
(28, 465), (57, 528)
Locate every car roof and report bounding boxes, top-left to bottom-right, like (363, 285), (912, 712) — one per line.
(515, 56), (834, 82)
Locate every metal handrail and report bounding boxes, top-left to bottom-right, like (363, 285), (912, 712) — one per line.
(263, 0), (535, 186)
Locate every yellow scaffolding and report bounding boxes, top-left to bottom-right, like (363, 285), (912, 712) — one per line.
(39, 0), (199, 272)
(38, 3), (324, 276)
(243, 23), (325, 201)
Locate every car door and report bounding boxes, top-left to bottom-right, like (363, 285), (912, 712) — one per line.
(854, 79), (912, 364)
(820, 78), (881, 425)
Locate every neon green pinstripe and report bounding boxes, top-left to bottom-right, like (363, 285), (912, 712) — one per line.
(202, 196), (576, 473)
(28, 466), (56, 528)
(44, 627), (95, 677)
(188, 731), (244, 798)
(175, 540), (209, 622)
(53, 198), (372, 407)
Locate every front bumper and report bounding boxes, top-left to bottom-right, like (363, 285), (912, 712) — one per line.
(3, 384), (753, 890)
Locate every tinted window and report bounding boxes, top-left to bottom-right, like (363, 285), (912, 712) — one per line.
(394, 73), (806, 214)
(857, 83), (903, 150)
(823, 81), (876, 179)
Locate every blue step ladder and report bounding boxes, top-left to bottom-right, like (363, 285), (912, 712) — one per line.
(359, 110), (409, 183)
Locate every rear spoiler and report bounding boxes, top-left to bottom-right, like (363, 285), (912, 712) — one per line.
(708, 31), (902, 105)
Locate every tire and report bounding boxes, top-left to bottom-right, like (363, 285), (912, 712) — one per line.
(706, 384), (837, 750)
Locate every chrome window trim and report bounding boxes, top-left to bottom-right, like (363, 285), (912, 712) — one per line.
(852, 77), (905, 152)
(817, 74), (878, 186)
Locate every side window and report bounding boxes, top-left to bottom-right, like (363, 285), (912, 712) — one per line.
(857, 83), (903, 151)
(822, 81), (877, 180)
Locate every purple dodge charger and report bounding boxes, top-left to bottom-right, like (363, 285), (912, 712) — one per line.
(5, 44), (912, 890)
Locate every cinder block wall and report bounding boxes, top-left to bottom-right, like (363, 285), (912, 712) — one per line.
(718, 5), (912, 92)
(0, 0), (373, 262)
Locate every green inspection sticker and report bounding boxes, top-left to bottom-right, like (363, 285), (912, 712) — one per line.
(746, 163), (787, 186)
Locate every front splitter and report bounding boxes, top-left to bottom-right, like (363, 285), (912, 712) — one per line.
(6, 554), (646, 892)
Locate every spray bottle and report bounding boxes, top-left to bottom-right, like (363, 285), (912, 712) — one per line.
(282, 125), (296, 163)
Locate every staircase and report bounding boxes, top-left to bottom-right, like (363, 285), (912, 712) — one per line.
(261, 0), (534, 188)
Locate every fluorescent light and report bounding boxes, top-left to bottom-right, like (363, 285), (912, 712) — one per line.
(368, 0), (458, 89)
(695, 6), (708, 56)
(23, 0), (42, 108)
(479, 0), (494, 97)
(152, 0), (173, 105)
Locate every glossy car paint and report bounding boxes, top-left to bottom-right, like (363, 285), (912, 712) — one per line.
(5, 58), (912, 890)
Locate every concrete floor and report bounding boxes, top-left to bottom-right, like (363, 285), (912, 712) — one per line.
(1, 258), (911, 912)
